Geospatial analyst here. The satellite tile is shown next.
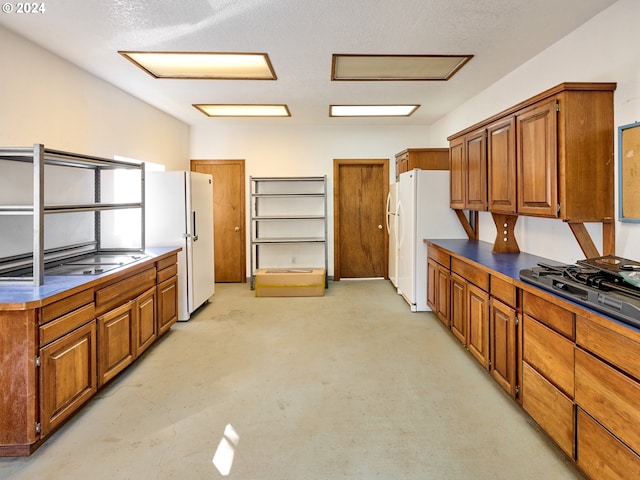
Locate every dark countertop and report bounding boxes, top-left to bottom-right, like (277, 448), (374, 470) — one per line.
(424, 239), (562, 280)
(0, 247), (179, 307)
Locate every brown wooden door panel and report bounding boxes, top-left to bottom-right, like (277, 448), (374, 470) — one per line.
(334, 159), (388, 280)
(450, 273), (466, 345)
(191, 160), (246, 282)
(449, 137), (465, 209)
(465, 129), (487, 210)
(40, 320), (97, 436)
(517, 100), (558, 217)
(487, 117), (517, 213)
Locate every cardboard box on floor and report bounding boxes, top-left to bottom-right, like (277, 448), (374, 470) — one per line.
(255, 268), (325, 297)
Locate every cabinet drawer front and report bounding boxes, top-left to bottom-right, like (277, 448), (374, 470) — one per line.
(39, 303), (95, 347)
(41, 289), (93, 324)
(523, 290), (574, 339)
(95, 268), (156, 314)
(575, 348), (640, 455)
(576, 315), (640, 381)
(577, 409), (640, 480)
(451, 258), (489, 290)
(156, 254), (177, 271)
(523, 315), (575, 397)
(428, 245), (450, 268)
(157, 263), (177, 283)
(522, 362), (575, 458)
(490, 275), (516, 307)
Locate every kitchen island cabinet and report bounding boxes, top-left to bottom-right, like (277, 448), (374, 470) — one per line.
(0, 247), (179, 456)
(425, 239), (640, 479)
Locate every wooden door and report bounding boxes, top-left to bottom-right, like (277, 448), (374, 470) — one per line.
(191, 160), (246, 282)
(333, 159), (388, 280)
(487, 117), (517, 213)
(516, 99), (558, 217)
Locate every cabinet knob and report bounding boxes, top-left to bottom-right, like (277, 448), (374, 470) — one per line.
(378, 224), (383, 230)
(234, 226), (240, 232)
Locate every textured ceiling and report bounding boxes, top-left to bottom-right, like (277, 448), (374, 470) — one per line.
(0, 0), (618, 127)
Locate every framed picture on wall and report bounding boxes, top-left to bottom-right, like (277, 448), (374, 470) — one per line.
(618, 121), (640, 222)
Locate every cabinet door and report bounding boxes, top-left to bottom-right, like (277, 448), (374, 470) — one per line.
(450, 274), (467, 344)
(427, 259), (437, 311)
(436, 264), (450, 327)
(517, 99), (558, 217)
(97, 302), (135, 387)
(490, 297), (516, 396)
(449, 137), (465, 209)
(467, 284), (489, 368)
(135, 287), (157, 357)
(40, 321), (97, 436)
(487, 117), (516, 213)
(157, 276), (178, 336)
(465, 129), (487, 211)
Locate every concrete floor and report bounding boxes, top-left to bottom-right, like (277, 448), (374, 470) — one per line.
(1, 280), (585, 479)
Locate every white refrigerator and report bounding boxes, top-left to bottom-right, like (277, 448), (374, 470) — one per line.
(386, 182), (399, 288)
(395, 169), (466, 312)
(145, 171), (215, 321)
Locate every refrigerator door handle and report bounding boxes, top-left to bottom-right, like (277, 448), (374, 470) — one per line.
(395, 200), (403, 248)
(192, 211), (198, 241)
(385, 191), (393, 234)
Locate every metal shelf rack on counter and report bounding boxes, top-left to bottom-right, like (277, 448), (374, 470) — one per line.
(249, 176), (328, 289)
(0, 144), (145, 285)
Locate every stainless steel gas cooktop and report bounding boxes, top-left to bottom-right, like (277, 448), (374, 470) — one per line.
(519, 255), (640, 329)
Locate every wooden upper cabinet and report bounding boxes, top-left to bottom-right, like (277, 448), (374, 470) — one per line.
(449, 137), (465, 209)
(447, 83), (615, 221)
(487, 116), (517, 214)
(465, 129), (487, 211)
(395, 148), (449, 180)
(516, 99), (558, 217)
(448, 130), (487, 211)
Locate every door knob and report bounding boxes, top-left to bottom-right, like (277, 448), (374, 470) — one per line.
(378, 224), (383, 230)
(234, 226), (240, 232)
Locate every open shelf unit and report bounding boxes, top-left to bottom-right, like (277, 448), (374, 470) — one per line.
(249, 176), (328, 289)
(0, 144), (145, 285)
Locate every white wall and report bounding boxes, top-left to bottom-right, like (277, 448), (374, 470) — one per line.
(191, 124), (432, 276)
(429, 0), (640, 264)
(0, 26), (190, 169)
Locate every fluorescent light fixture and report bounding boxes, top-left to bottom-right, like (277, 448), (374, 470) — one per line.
(330, 105), (419, 117)
(332, 54), (472, 81)
(119, 51), (277, 79)
(194, 104), (291, 117)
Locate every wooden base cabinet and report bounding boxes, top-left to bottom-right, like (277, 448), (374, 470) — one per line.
(40, 320), (96, 437)
(97, 301), (135, 387)
(0, 251), (179, 456)
(489, 297), (517, 397)
(577, 409), (640, 480)
(427, 247), (451, 327)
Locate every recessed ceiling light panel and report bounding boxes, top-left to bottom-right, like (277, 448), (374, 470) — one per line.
(193, 104), (291, 117)
(332, 54), (472, 81)
(119, 52), (277, 80)
(330, 105), (419, 117)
